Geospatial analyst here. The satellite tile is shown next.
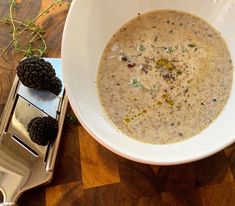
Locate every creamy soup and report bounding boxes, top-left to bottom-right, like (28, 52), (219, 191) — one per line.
(97, 10), (233, 144)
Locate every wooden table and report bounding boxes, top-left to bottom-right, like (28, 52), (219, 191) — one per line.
(1, 1), (235, 205)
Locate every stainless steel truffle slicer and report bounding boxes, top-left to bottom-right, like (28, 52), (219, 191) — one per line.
(0, 58), (68, 205)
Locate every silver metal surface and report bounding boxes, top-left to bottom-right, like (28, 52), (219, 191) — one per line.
(46, 94), (68, 172)
(18, 85), (60, 119)
(17, 57), (64, 119)
(0, 58), (68, 204)
(7, 96), (47, 158)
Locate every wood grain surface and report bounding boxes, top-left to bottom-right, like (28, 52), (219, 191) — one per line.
(1, 1), (235, 205)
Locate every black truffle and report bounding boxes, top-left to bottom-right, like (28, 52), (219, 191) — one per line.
(17, 56), (62, 95)
(48, 77), (62, 96)
(27, 116), (58, 146)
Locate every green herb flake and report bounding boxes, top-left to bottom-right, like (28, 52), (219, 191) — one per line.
(66, 113), (78, 125)
(138, 44), (146, 52)
(166, 45), (178, 54)
(131, 78), (158, 98)
(131, 78), (144, 89)
(166, 47), (175, 54)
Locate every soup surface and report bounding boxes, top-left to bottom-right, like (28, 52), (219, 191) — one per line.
(97, 10), (233, 144)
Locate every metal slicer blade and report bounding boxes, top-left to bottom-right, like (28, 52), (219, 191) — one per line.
(0, 58), (68, 205)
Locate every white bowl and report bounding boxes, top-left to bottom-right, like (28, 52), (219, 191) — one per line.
(62, 0), (235, 165)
